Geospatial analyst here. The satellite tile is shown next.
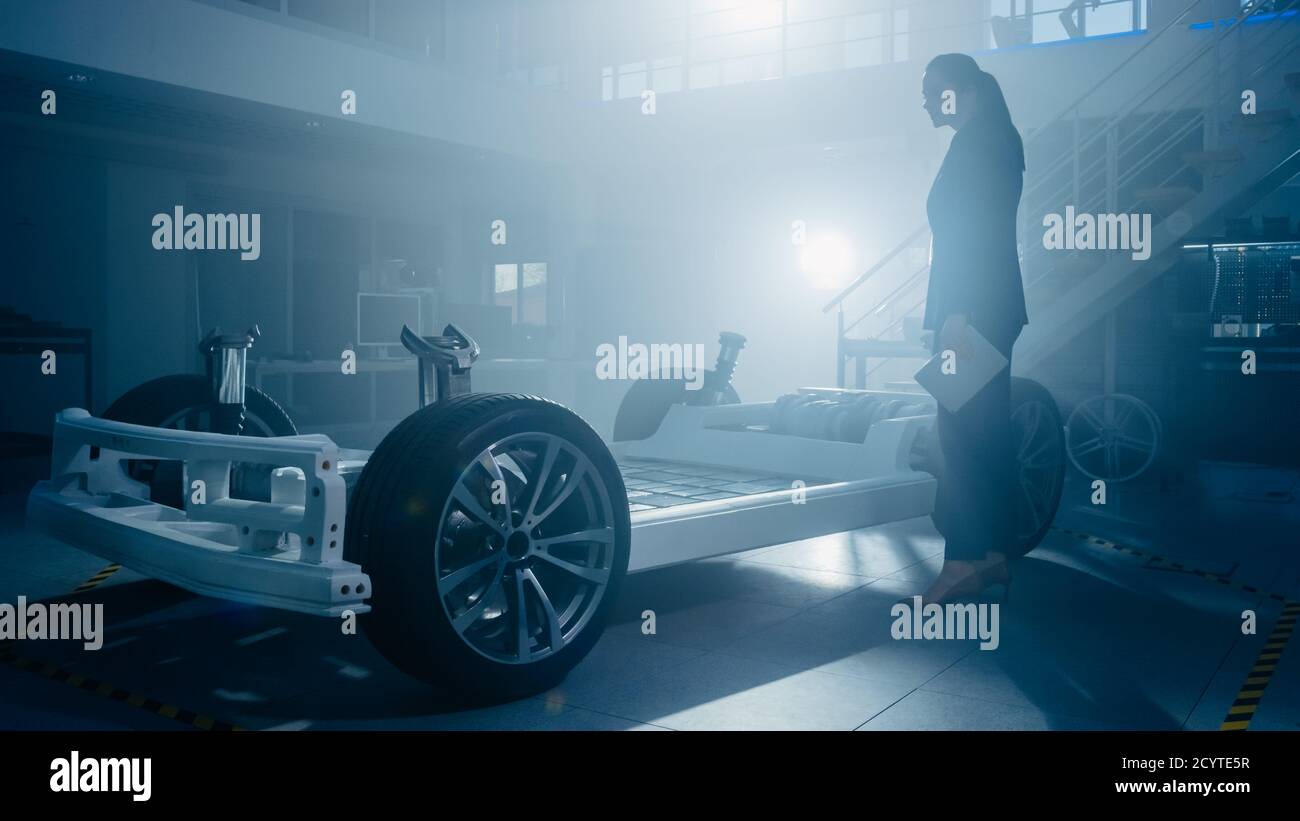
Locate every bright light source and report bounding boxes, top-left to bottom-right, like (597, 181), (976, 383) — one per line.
(800, 232), (856, 290)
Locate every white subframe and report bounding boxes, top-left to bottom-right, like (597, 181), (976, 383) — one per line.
(26, 409), (370, 617)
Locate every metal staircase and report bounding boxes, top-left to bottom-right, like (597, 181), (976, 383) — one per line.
(827, 0), (1300, 388)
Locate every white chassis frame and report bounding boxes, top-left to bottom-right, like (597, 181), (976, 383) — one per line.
(27, 390), (938, 616)
(617, 392), (937, 572)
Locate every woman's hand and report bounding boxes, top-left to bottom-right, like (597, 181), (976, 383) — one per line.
(939, 313), (969, 353)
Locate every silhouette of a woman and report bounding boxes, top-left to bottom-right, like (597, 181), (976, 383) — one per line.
(919, 54), (1028, 603)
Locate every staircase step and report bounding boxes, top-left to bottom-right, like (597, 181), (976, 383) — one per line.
(1134, 185), (1197, 214)
(1240, 108), (1294, 141)
(1182, 148), (1245, 178)
(1243, 107), (1293, 123)
(1024, 256), (1103, 307)
(842, 338), (931, 360)
(1045, 252), (1109, 276)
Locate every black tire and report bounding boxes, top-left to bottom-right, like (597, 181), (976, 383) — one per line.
(612, 371), (740, 442)
(345, 393), (631, 701)
(1009, 377), (1065, 557)
(102, 374), (297, 507)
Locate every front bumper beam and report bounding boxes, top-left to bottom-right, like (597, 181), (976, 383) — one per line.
(26, 409), (370, 617)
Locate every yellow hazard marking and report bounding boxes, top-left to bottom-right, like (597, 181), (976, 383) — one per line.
(1053, 527), (1297, 732)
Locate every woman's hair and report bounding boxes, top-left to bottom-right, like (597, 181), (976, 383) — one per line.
(926, 53), (1025, 171)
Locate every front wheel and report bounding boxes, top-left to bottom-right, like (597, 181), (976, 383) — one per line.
(346, 393), (631, 700)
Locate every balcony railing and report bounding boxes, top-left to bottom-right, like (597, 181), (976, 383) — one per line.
(590, 0), (1149, 101)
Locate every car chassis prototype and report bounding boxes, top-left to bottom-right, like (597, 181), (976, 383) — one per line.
(27, 325), (1065, 698)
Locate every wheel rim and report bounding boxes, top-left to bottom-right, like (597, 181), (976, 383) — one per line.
(1065, 394), (1159, 483)
(1012, 398), (1062, 541)
(434, 432), (617, 665)
(157, 405), (280, 437)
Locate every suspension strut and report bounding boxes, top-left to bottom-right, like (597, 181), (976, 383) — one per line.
(690, 331), (747, 407)
(199, 326), (260, 435)
(401, 323), (480, 407)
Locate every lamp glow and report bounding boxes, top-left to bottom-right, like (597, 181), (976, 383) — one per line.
(800, 232), (856, 290)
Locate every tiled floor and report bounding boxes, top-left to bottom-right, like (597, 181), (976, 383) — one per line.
(1, 462), (1297, 731)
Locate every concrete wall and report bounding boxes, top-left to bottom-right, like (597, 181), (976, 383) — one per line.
(0, 108), (570, 436)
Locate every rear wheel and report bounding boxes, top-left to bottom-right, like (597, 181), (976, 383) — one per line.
(1065, 393), (1161, 483)
(346, 393), (630, 700)
(1009, 377), (1065, 557)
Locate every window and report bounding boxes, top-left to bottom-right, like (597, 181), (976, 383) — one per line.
(493, 263), (547, 326)
(843, 12), (884, 68)
(652, 57), (685, 93)
(374, 0), (445, 58)
(1027, 1), (1146, 45)
(288, 0), (369, 36)
(610, 0), (917, 97)
(893, 9), (909, 62)
(226, 0), (446, 60)
(493, 263), (518, 319)
(616, 62), (648, 99)
(520, 263), (547, 326)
